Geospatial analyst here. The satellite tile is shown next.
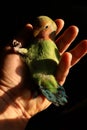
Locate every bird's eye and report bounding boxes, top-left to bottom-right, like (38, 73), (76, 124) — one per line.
(45, 25), (48, 29)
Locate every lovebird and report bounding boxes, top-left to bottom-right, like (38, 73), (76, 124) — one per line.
(13, 15), (68, 106)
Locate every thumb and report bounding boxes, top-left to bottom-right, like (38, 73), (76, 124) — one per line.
(12, 23), (33, 47)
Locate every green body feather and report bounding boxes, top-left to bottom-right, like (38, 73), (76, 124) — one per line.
(24, 39), (60, 74)
(16, 38), (67, 106)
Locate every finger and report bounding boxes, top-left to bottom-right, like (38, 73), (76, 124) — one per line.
(56, 25), (79, 55)
(70, 40), (87, 67)
(55, 19), (64, 35)
(56, 52), (72, 85)
(13, 23), (33, 46)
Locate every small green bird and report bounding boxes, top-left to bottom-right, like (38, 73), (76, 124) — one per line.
(13, 15), (67, 106)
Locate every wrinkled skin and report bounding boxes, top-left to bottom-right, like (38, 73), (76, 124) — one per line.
(0, 19), (87, 130)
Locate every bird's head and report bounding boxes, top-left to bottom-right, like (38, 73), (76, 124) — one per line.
(32, 15), (57, 40)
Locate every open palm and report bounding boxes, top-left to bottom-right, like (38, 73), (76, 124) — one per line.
(0, 18), (87, 130)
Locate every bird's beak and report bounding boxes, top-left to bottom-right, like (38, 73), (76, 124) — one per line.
(33, 30), (39, 37)
(33, 27), (42, 37)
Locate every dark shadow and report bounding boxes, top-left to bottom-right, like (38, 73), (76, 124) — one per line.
(25, 99), (87, 130)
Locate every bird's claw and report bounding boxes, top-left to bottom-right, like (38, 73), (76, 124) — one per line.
(12, 39), (22, 48)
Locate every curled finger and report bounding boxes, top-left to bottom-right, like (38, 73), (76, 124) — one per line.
(55, 19), (64, 35)
(70, 40), (87, 67)
(56, 52), (72, 85)
(56, 25), (79, 55)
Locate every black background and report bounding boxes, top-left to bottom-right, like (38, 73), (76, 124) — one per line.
(0, 1), (87, 129)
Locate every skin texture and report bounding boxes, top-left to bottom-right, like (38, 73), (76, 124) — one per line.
(0, 18), (87, 130)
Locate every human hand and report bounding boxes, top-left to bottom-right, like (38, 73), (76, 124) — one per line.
(55, 19), (87, 85)
(0, 18), (87, 130)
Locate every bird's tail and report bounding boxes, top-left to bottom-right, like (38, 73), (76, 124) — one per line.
(33, 74), (68, 106)
(39, 84), (68, 107)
